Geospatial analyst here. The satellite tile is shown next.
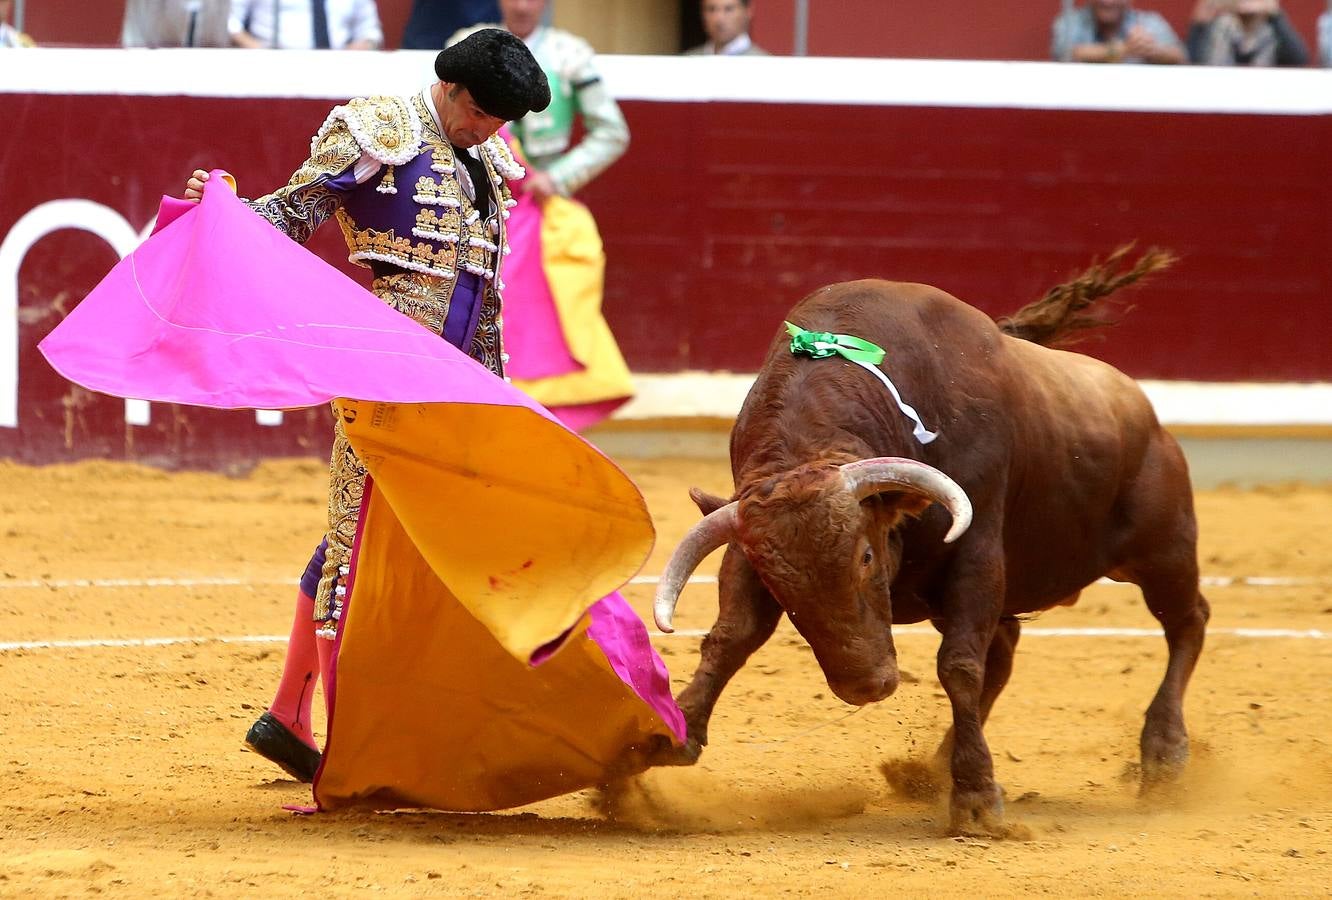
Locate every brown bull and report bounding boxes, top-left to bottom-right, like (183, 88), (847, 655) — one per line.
(651, 248), (1209, 835)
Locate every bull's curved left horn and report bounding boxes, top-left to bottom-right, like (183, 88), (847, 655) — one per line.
(839, 458), (973, 543)
(654, 502), (739, 633)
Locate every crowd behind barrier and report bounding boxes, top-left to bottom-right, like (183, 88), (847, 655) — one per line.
(1052, 0), (1321, 65)
(1, 1), (1330, 65)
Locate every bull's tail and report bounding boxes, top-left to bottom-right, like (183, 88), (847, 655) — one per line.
(996, 244), (1176, 348)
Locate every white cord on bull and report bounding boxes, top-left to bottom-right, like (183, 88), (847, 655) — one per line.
(784, 321), (938, 444)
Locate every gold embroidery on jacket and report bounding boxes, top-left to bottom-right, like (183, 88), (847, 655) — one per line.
(371, 272), (451, 336)
(247, 120), (360, 243)
(315, 412), (364, 623)
(334, 95), (505, 282)
(340, 96), (416, 162)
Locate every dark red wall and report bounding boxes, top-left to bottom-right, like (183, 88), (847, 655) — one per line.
(1, 94), (354, 466)
(2, 91), (1329, 464)
(582, 101), (1331, 377)
(14, 0), (1329, 59)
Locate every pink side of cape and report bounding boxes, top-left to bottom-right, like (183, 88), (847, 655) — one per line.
(38, 180), (542, 415)
(587, 592), (687, 741)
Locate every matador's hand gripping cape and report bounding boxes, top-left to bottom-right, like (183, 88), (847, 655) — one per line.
(39, 178), (684, 811)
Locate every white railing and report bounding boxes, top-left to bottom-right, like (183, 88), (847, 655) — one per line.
(0, 49), (1328, 114)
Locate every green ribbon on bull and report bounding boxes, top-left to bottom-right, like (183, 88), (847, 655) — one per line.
(783, 321), (938, 445)
(784, 321), (886, 364)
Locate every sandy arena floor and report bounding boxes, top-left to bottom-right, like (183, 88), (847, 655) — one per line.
(1, 455), (1331, 897)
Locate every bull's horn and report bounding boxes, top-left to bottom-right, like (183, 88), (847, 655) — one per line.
(839, 458), (973, 543)
(654, 502), (740, 633)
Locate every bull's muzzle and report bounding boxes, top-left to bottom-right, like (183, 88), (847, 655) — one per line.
(828, 665), (900, 707)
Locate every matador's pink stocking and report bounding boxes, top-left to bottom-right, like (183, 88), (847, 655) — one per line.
(266, 590), (321, 752)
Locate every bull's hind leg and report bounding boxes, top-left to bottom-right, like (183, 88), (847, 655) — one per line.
(650, 545), (782, 766)
(1133, 564), (1210, 789)
(1117, 441), (1211, 790)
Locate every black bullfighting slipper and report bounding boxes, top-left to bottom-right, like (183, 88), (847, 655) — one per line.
(244, 711), (322, 783)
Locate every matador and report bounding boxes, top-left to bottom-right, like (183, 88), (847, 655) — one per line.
(182, 28), (551, 781)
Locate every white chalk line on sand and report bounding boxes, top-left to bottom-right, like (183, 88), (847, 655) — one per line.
(3, 574), (1328, 652)
(0, 635), (289, 651)
(2, 574), (1329, 591)
(2, 625), (1329, 654)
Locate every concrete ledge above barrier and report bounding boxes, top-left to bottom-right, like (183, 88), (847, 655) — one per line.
(592, 376), (1332, 487)
(614, 375), (1332, 429)
(585, 423), (1331, 488)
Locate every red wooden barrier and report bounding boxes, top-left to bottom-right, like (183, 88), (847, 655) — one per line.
(1, 52), (1328, 465)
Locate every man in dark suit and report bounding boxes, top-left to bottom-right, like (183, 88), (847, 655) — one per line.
(401, 0), (500, 49)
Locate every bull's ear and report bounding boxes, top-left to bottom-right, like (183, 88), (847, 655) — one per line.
(689, 486), (730, 516)
(868, 490), (934, 524)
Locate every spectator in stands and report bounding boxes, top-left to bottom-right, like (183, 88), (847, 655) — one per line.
(1187, 0), (1309, 65)
(685, 0), (767, 56)
(452, 0), (627, 202)
(401, 0), (498, 50)
(449, 1), (635, 429)
(1318, 6), (1332, 66)
(123, 0), (232, 48)
(230, 0), (383, 49)
(1052, 0), (1186, 63)
(0, 0), (35, 48)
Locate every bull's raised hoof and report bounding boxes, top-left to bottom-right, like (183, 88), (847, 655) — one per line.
(948, 783), (1006, 838)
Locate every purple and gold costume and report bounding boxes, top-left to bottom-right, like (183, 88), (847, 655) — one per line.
(248, 90), (524, 630)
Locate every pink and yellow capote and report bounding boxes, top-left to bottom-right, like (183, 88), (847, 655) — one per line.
(39, 176), (684, 811)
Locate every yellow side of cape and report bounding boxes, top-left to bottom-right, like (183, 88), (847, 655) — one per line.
(336, 399), (652, 663)
(314, 480), (673, 812)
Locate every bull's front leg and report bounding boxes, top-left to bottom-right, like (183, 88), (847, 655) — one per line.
(931, 614), (1021, 771)
(651, 544), (782, 766)
(935, 560), (1008, 836)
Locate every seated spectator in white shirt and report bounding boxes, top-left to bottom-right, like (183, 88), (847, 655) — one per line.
(684, 0), (768, 56)
(1051, 0), (1186, 63)
(230, 0), (383, 49)
(123, 0), (233, 48)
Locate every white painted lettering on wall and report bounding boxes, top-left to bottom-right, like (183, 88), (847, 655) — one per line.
(1, 200), (283, 429)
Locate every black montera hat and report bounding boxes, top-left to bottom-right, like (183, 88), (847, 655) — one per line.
(435, 29), (551, 122)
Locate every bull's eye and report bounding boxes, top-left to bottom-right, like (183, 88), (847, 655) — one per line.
(861, 548), (873, 567)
